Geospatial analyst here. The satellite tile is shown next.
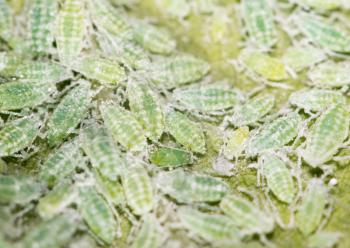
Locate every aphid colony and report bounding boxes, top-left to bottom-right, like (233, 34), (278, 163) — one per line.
(0, 0), (349, 247)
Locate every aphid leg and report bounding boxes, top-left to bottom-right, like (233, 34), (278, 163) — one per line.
(247, 84), (266, 97)
(259, 234), (276, 248)
(263, 188), (288, 229)
(237, 186), (260, 206)
(320, 164), (336, 179)
(318, 198), (334, 232)
(248, 162), (261, 187)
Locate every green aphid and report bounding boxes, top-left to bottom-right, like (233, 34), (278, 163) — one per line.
(39, 139), (85, 187)
(78, 186), (118, 244)
(222, 126), (249, 161)
(72, 56), (126, 86)
(133, 22), (176, 55)
(46, 81), (91, 146)
(100, 103), (147, 153)
(220, 194), (275, 235)
(0, 175), (43, 205)
(247, 112), (302, 156)
(241, 0), (277, 50)
(166, 110), (206, 154)
(149, 146), (193, 168)
(231, 94), (275, 127)
(172, 84), (244, 115)
(0, 81), (56, 111)
(93, 171), (125, 206)
(289, 89), (346, 112)
(21, 213), (79, 248)
(301, 104), (349, 167)
(131, 215), (163, 248)
(259, 154), (295, 204)
(88, 0), (131, 36)
(29, 0), (58, 55)
(177, 206), (241, 246)
(293, 11), (350, 53)
(296, 178), (328, 236)
(127, 82), (165, 142)
(0, 0), (13, 41)
(37, 181), (76, 219)
(80, 124), (126, 181)
(121, 163), (154, 216)
(0, 52), (25, 78)
(156, 169), (228, 203)
(307, 61), (350, 88)
(55, 0), (86, 65)
(0, 115), (41, 157)
(149, 55), (210, 89)
(307, 231), (342, 248)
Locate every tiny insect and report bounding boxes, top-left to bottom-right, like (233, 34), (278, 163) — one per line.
(37, 181), (76, 219)
(55, 0), (86, 66)
(296, 178), (329, 236)
(100, 103), (147, 153)
(0, 115), (42, 157)
(0, 175), (44, 205)
(149, 146), (193, 168)
(230, 94), (275, 127)
(0, 0), (13, 41)
(220, 193), (275, 235)
(155, 0), (191, 20)
(72, 56), (126, 86)
(131, 215), (164, 248)
(172, 83), (244, 116)
(21, 212), (79, 248)
(39, 139), (85, 187)
(0, 52), (24, 78)
(28, 0), (58, 55)
(176, 206), (241, 246)
(121, 163), (154, 216)
(80, 124), (126, 181)
(0, 81), (56, 111)
(300, 104), (349, 167)
(221, 126), (250, 161)
(246, 112), (302, 156)
(240, 0), (277, 50)
(93, 171), (125, 206)
(259, 153), (295, 203)
(127, 81), (165, 142)
(155, 169), (228, 203)
(133, 22), (176, 55)
(166, 109), (206, 154)
(307, 231), (342, 248)
(149, 54), (210, 89)
(307, 61), (350, 88)
(78, 186), (118, 244)
(289, 89), (346, 113)
(46, 81), (91, 146)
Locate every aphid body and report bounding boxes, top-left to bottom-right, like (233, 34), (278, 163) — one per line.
(131, 215), (163, 248)
(222, 126), (249, 160)
(149, 146), (193, 168)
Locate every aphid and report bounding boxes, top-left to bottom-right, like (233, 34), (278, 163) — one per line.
(93, 171), (125, 206)
(21, 213), (79, 248)
(156, 169), (228, 203)
(131, 215), (163, 248)
(172, 84), (244, 115)
(289, 89), (346, 112)
(72, 56), (126, 86)
(296, 178), (328, 236)
(155, 0), (191, 20)
(292, 11), (350, 53)
(259, 154), (295, 203)
(300, 104), (349, 167)
(127, 82), (165, 142)
(55, 0), (86, 65)
(246, 112), (302, 156)
(149, 146), (193, 168)
(0, 81), (56, 111)
(133, 23), (176, 55)
(231, 94), (275, 127)
(37, 181), (76, 219)
(238, 49), (288, 82)
(0, 0), (13, 41)
(0, 52), (24, 78)
(241, 0), (277, 50)
(222, 126), (249, 161)
(177, 206), (241, 245)
(78, 186), (118, 244)
(166, 109), (206, 154)
(80, 124), (126, 181)
(0, 115), (41, 157)
(46, 81), (91, 146)
(28, 0), (58, 55)
(0, 175), (43, 205)
(39, 139), (85, 187)
(308, 231), (341, 248)
(100, 103), (147, 153)
(220, 194), (275, 235)
(307, 61), (350, 88)
(121, 163), (154, 215)
(149, 55), (210, 89)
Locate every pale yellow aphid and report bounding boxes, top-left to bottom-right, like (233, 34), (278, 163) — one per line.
(222, 126), (249, 161)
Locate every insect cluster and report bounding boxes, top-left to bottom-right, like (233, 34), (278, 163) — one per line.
(0, 0), (349, 247)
